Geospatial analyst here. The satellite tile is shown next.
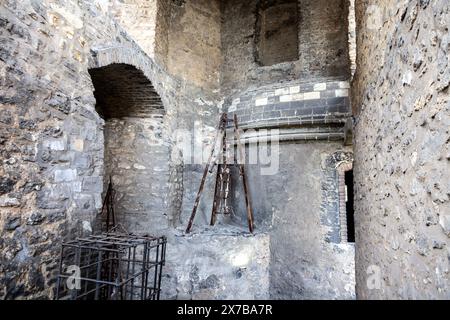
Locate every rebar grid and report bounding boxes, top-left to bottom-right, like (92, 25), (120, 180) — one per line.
(55, 232), (166, 300)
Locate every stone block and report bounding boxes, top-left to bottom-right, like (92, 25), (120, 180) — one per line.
(321, 90), (336, 98)
(71, 139), (84, 152)
(313, 107), (327, 115)
(339, 81), (350, 89)
(268, 96), (278, 104)
(73, 193), (95, 212)
(289, 86), (300, 94)
(290, 101), (305, 109)
(304, 100), (322, 108)
(4, 216), (21, 231)
(335, 89), (349, 97)
(27, 212), (45, 226)
(275, 88), (290, 96)
(280, 95), (292, 102)
(44, 140), (66, 151)
(54, 169), (77, 182)
(278, 102), (292, 110)
(291, 93), (304, 101)
(439, 215), (450, 237)
(327, 97), (347, 106)
(0, 196), (20, 207)
(255, 97), (268, 106)
(82, 177), (103, 193)
(0, 178), (16, 195)
(314, 83), (327, 91)
(304, 92), (321, 100)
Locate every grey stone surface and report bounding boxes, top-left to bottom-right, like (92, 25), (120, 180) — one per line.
(221, 0), (351, 95)
(0, 0), (217, 299)
(352, 0), (450, 299)
(194, 142), (355, 299)
(161, 230), (270, 300)
(0, 0), (362, 301)
(225, 79), (351, 130)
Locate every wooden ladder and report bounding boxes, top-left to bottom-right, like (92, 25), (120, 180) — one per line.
(185, 113), (255, 233)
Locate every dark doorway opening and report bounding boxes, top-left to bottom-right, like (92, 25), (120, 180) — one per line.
(345, 170), (355, 242)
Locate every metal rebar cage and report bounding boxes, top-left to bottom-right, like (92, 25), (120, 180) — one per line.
(55, 233), (167, 300)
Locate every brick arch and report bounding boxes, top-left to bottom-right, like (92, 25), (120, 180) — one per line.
(87, 44), (185, 233)
(88, 63), (164, 118)
(85, 46), (173, 234)
(88, 44), (179, 112)
(320, 151), (354, 243)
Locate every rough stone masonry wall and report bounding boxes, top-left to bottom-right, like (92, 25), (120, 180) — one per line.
(215, 0), (356, 299)
(352, 0), (450, 299)
(167, 0), (222, 90)
(232, 142), (355, 299)
(107, 0), (158, 60)
(221, 0), (351, 95)
(104, 117), (170, 235)
(0, 0), (221, 299)
(226, 78), (351, 132)
(217, 74), (355, 298)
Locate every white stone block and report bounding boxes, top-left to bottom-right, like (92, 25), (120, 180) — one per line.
(439, 215), (450, 236)
(228, 105), (237, 112)
(336, 89), (349, 97)
(45, 140), (65, 151)
(82, 221), (92, 233)
(0, 196), (20, 207)
(255, 97), (268, 106)
(94, 193), (103, 209)
(54, 169), (77, 182)
(402, 71), (413, 86)
(275, 88), (290, 96)
(304, 92), (321, 100)
(291, 93), (304, 101)
(72, 139), (84, 152)
(314, 83), (327, 91)
(280, 95), (292, 102)
(339, 81), (350, 89)
(289, 86), (300, 94)
(71, 181), (82, 192)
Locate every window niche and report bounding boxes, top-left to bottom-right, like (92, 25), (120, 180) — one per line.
(255, 0), (299, 66)
(337, 163), (355, 243)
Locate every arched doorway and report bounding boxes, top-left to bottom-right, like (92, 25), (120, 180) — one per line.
(88, 63), (169, 234)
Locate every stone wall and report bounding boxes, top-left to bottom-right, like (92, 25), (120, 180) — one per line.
(107, 0), (158, 59)
(167, 0), (222, 90)
(154, 0), (171, 67)
(0, 0), (358, 300)
(163, 231), (271, 300)
(255, 0), (300, 66)
(352, 0), (450, 299)
(221, 0), (351, 94)
(226, 78), (351, 132)
(104, 117), (169, 235)
(0, 0), (217, 299)
(177, 139), (356, 299)
(234, 142), (355, 299)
